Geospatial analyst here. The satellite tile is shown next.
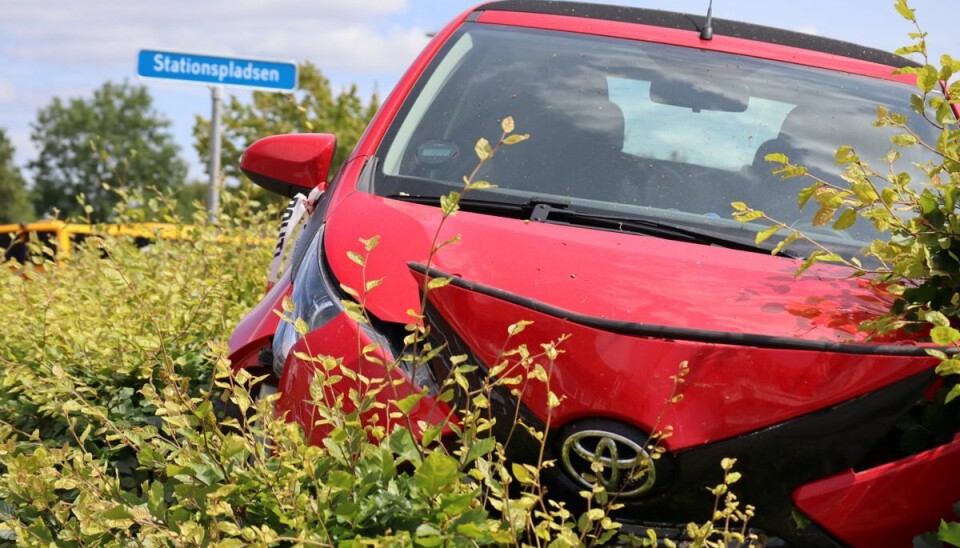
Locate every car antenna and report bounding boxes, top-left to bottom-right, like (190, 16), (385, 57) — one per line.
(700, 0), (714, 40)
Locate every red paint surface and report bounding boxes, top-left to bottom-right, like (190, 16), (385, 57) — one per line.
(275, 313), (452, 445)
(241, 133), (337, 192)
(477, 11), (916, 84)
(326, 192), (922, 349)
(414, 271), (935, 449)
(793, 437), (960, 547)
(227, 268), (291, 370)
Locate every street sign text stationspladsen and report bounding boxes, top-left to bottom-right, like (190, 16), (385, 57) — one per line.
(137, 50), (297, 91)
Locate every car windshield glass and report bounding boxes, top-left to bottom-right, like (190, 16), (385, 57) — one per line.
(373, 24), (941, 256)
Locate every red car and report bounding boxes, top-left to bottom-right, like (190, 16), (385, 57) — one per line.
(227, 2), (960, 545)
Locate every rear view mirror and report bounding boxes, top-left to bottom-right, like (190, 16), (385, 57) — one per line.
(649, 76), (749, 113)
(240, 133), (337, 197)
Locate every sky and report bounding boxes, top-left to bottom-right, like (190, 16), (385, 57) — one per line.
(1, 0), (957, 183)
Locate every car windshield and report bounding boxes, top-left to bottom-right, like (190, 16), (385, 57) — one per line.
(373, 24), (940, 256)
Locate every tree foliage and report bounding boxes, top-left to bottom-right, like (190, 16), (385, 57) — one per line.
(193, 62), (379, 201)
(735, 3), (960, 541)
(29, 81), (187, 221)
(0, 128), (33, 223)
(739, 1), (960, 346)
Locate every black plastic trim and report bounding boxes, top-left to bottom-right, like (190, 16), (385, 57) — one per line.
(241, 168), (314, 198)
(410, 263), (951, 357)
(475, 0), (919, 69)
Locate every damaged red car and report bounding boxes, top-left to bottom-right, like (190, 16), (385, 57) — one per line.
(226, 1), (960, 545)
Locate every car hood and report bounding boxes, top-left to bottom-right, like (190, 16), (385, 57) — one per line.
(324, 191), (909, 345)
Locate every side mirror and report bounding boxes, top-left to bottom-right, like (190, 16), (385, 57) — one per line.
(240, 133), (337, 197)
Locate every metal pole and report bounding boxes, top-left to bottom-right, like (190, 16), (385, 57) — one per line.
(207, 85), (223, 223)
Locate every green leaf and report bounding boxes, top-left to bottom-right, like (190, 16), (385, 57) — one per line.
(771, 232), (800, 256)
(475, 137), (493, 161)
(501, 116), (515, 133)
(294, 317), (309, 335)
(395, 392), (425, 415)
(732, 210), (764, 223)
(464, 437), (496, 465)
(467, 180), (494, 190)
(221, 434), (248, 460)
(503, 133), (530, 145)
(812, 206), (836, 227)
(414, 452), (460, 495)
(832, 209), (857, 230)
(895, 44), (925, 57)
(763, 152), (789, 164)
(796, 251), (825, 277)
(755, 225), (781, 245)
(346, 250), (364, 267)
(881, 187), (900, 206)
(834, 146), (858, 164)
(894, 0), (916, 22)
(440, 192), (461, 216)
(511, 462), (533, 485)
(919, 192), (938, 214)
(930, 326), (960, 346)
(925, 311), (951, 328)
(917, 65), (940, 94)
(361, 235), (380, 252)
(773, 164), (807, 179)
(389, 427), (423, 465)
(507, 320), (533, 336)
(935, 359), (960, 377)
(427, 276), (453, 290)
(891, 133), (919, 147)
(101, 505), (135, 520)
(940, 520), (960, 547)
(798, 182), (823, 210)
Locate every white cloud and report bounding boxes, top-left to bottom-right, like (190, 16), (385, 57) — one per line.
(0, 79), (15, 102)
(0, 0), (422, 72)
(794, 25), (819, 36)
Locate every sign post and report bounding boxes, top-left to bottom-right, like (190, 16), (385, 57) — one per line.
(136, 50), (298, 220)
(208, 85), (223, 222)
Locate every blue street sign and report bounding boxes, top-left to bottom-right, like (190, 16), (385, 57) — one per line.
(137, 50), (298, 91)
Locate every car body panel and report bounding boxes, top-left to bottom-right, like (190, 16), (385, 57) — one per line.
(476, 10), (915, 84)
(227, 269), (291, 370)
(275, 312), (452, 445)
(793, 436), (960, 547)
(325, 190), (917, 346)
(411, 266), (936, 449)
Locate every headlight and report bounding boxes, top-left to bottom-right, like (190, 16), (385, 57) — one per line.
(272, 224), (342, 378)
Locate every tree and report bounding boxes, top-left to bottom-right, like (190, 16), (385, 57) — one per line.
(193, 62), (379, 202)
(0, 128), (33, 223)
(30, 81), (187, 220)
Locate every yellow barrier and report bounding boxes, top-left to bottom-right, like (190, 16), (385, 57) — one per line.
(2, 221), (270, 265)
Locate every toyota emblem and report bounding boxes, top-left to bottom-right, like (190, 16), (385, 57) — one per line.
(560, 429), (656, 497)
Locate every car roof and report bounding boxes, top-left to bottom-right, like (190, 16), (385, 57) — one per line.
(475, 0), (918, 69)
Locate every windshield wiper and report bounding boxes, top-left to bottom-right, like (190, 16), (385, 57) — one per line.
(388, 194), (533, 217)
(543, 208), (798, 258)
(387, 194), (796, 258)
